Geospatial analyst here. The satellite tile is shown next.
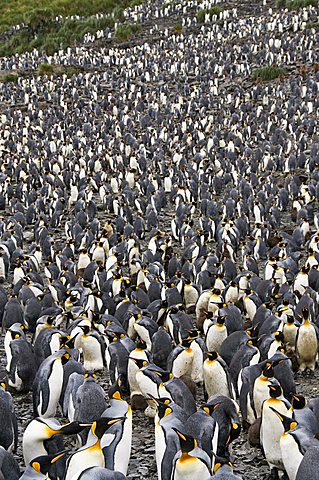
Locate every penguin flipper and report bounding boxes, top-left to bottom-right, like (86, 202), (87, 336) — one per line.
(161, 431), (180, 480)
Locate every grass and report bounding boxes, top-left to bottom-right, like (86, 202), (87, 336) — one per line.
(0, 72), (19, 83)
(115, 23), (141, 42)
(0, 0), (133, 33)
(276, 0), (317, 9)
(197, 5), (223, 23)
(38, 63), (54, 75)
(0, 15), (116, 57)
(0, 0), (145, 57)
(252, 66), (285, 81)
(174, 23), (183, 34)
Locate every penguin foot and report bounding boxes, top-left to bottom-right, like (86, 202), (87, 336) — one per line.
(266, 467), (279, 480)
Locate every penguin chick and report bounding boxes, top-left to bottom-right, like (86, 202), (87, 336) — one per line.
(296, 307), (318, 372)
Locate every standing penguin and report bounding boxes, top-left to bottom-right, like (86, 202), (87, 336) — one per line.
(167, 338), (194, 380)
(154, 399), (183, 480)
(270, 408), (319, 480)
(64, 417), (124, 480)
(5, 330), (37, 392)
(79, 326), (105, 372)
(0, 381), (18, 452)
(101, 383), (132, 476)
(260, 385), (292, 477)
(205, 316), (228, 354)
(203, 352), (234, 400)
(296, 307), (318, 372)
(33, 352), (71, 418)
(171, 428), (212, 480)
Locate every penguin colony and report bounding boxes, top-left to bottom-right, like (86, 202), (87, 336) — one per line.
(0, 0), (319, 478)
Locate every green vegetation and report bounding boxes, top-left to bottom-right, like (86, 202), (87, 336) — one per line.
(0, 72), (19, 83)
(306, 20), (318, 29)
(174, 23), (183, 34)
(252, 66), (285, 82)
(115, 23), (141, 42)
(0, 0), (135, 33)
(0, 15), (116, 57)
(38, 62), (54, 75)
(276, 0), (317, 9)
(0, 0), (145, 57)
(196, 5), (223, 23)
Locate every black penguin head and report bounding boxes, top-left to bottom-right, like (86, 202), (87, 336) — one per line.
(92, 417), (124, 439)
(108, 380), (123, 400)
(291, 394), (307, 410)
(216, 315), (226, 325)
(172, 428), (197, 452)
(186, 328), (199, 339)
(58, 421), (92, 436)
(301, 307), (310, 321)
(274, 331), (285, 343)
(226, 419), (241, 444)
(30, 452), (66, 475)
(268, 384), (283, 399)
(286, 315), (295, 325)
(269, 407), (298, 432)
(157, 402), (173, 420)
(154, 370), (173, 383)
(247, 337), (259, 347)
(61, 352), (70, 365)
(262, 363), (274, 378)
(46, 316), (55, 326)
(206, 351), (218, 361)
(130, 357), (148, 369)
(84, 372), (97, 380)
(213, 455), (234, 474)
(180, 338), (192, 349)
(135, 337), (147, 350)
(81, 325), (91, 336)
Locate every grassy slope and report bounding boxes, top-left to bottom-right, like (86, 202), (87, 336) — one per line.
(0, 0), (144, 58)
(0, 0), (126, 33)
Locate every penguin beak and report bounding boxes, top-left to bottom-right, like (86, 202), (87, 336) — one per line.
(51, 452), (66, 464)
(58, 421), (92, 435)
(146, 393), (159, 406)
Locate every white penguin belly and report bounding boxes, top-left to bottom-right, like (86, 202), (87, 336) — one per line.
(297, 326), (318, 369)
(66, 445), (105, 480)
(155, 423), (166, 480)
(8, 367), (23, 391)
(204, 361), (229, 398)
(261, 400), (291, 469)
(136, 371), (158, 398)
(172, 350), (193, 378)
(253, 378), (270, 419)
(280, 433), (303, 480)
(82, 337), (104, 371)
(206, 327), (227, 353)
(173, 457), (211, 480)
(44, 360), (63, 418)
(190, 343), (203, 384)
